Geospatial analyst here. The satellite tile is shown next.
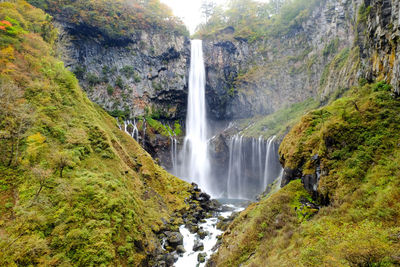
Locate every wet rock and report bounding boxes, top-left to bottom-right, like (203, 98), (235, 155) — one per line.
(198, 228), (210, 240)
(198, 252), (207, 263)
(155, 260), (166, 267)
(193, 240), (204, 251)
(164, 231), (183, 247)
(186, 223), (199, 234)
(165, 252), (178, 266)
(176, 245), (186, 254)
(216, 212), (239, 231)
(201, 199), (222, 211)
(198, 192), (211, 201)
(191, 183), (201, 192)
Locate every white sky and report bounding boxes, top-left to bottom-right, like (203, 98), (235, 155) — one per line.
(160, 0), (269, 34)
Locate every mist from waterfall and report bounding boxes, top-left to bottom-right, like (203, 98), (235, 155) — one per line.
(226, 135), (281, 199)
(177, 40), (212, 194)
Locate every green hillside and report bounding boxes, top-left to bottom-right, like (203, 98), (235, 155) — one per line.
(0, 1), (190, 265)
(209, 82), (400, 266)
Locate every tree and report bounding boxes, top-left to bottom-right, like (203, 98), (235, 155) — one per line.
(268, 0), (286, 15)
(53, 151), (72, 178)
(0, 79), (34, 166)
(31, 166), (52, 200)
(201, 0), (216, 23)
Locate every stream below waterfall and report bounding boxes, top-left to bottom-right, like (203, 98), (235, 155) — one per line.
(175, 200), (246, 267)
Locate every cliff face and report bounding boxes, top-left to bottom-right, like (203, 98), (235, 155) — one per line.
(58, 20), (190, 120)
(279, 0), (400, 197)
(203, 0), (360, 120)
(359, 0), (400, 94)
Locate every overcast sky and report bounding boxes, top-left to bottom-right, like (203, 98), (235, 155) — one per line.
(160, 0), (269, 34)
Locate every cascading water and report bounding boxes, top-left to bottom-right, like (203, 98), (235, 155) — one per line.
(263, 136), (277, 188)
(226, 135), (281, 199)
(170, 136), (178, 174)
(227, 135), (244, 199)
(122, 120), (139, 141)
(177, 40), (212, 194)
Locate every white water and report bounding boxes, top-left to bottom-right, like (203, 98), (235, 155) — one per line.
(170, 136), (178, 174)
(178, 40), (212, 194)
(226, 135), (281, 199)
(227, 135), (244, 199)
(175, 205), (243, 267)
(263, 136), (277, 188)
(121, 120), (139, 141)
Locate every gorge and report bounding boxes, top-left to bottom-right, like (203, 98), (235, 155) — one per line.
(1, 0), (400, 266)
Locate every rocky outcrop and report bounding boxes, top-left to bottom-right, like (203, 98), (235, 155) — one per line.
(359, 0), (400, 94)
(202, 0), (361, 120)
(57, 21), (190, 120)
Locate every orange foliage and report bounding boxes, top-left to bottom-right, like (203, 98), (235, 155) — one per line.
(0, 20), (12, 27)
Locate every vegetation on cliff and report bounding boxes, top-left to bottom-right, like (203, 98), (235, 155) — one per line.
(195, 0), (321, 41)
(0, 1), (190, 265)
(27, 0), (189, 40)
(210, 82), (400, 266)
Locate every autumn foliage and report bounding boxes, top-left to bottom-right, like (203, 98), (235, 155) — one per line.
(27, 0), (189, 40)
(0, 20), (12, 31)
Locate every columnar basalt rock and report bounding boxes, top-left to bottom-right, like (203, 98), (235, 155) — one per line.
(57, 21), (191, 120)
(359, 0), (400, 94)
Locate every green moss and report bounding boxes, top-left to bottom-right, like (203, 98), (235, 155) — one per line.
(322, 38), (339, 57)
(0, 2), (190, 265)
(106, 84), (114, 95)
(239, 98), (320, 138)
(212, 82), (400, 266)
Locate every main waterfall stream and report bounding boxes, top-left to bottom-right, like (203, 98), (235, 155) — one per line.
(177, 40), (213, 195)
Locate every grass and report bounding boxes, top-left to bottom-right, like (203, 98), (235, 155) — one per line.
(237, 98), (320, 139)
(211, 82), (400, 266)
(0, 2), (190, 265)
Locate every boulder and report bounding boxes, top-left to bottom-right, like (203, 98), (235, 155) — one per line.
(193, 240), (204, 251)
(176, 245), (186, 254)
(164, 231), (183, 247)
(197, 252), (207, 263)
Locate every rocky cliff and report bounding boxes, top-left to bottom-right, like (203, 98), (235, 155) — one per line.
(359, 0), (400, 94)
(57, 20), (190, 121)
(202, 0), (360, 120)
(278, 0), (400, 198)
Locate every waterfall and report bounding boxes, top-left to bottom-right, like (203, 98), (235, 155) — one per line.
(227, 135), (244, 199)
(142, 119), (146, 146)
(178, 40), (212, 194)
(263, 136), (277, 189)
(226, 135), (281, 199)
(123, 120), (139, 141)
(170, 136), (178, 174)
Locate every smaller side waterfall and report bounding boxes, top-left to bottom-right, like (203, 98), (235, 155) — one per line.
(263, 136), (277, 189)
(226, 135), (281, 199)
(227, 135), (244, 199)
(170, 137), (178, 174)
(122, 120), (139, 141)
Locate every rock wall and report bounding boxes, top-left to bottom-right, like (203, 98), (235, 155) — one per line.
(359, 0), (400, 94)
(278, 0), (400, 200)
(202, 0), (361, 120)
(57, 21), (190, 120)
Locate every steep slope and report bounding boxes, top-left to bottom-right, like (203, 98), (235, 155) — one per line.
(28, 0), (191, 121)
(0, 1), (190, 265)
(209, 82), (400, 267)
